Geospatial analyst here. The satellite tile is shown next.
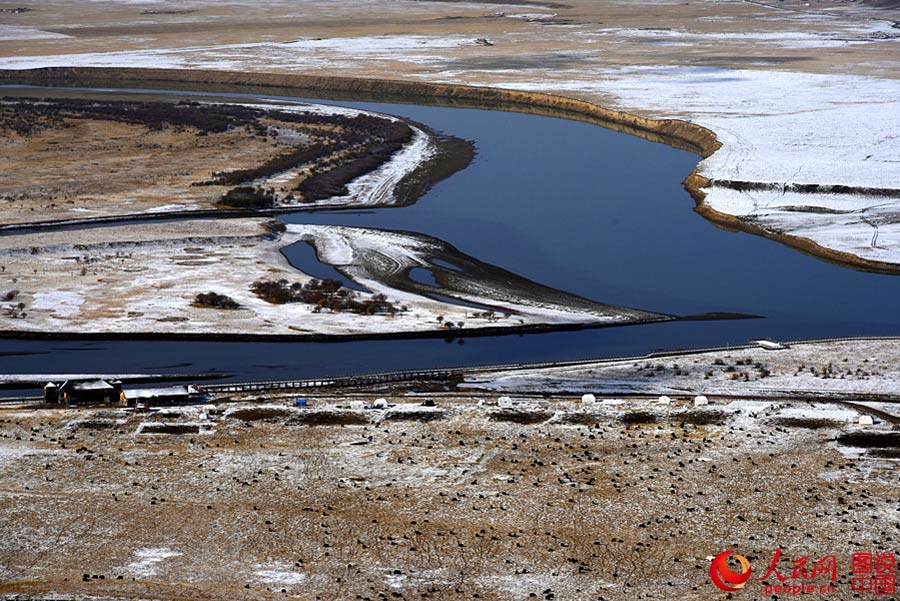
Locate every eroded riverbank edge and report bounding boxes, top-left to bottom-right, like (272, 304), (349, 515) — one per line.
(5, 66), (896, 275)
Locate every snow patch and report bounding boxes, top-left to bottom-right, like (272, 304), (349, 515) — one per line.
(0, 26), (72, 41)
(125, 547), (181, 578)
(30, 291), (84, 318)
(253, 562), (307, 586)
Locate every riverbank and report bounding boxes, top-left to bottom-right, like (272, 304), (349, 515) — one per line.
(0, 79), (688, 341)
(461, 335), (900, 402)
(684, 171), (900, 275)
(6, 335), (897, 401)
(2, 78), (899, 349)
(0, 66), (721, 158)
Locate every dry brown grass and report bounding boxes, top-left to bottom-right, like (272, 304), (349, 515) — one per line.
(0, 115), (282, 225)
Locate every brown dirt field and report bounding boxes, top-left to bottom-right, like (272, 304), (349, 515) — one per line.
(0, 394), (894, 600)
(0, 96), (402, 227)
(0, 115), (283, 225)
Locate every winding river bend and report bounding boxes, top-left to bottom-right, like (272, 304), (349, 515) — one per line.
(3, 87), (900, 383)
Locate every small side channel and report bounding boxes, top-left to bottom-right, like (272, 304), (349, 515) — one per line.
(280, 241), (369, 293)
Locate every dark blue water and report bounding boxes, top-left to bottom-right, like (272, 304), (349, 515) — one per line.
(408, 267), (439, 287)
(2, 89), (899, 386)
(283, 241), (369, 293)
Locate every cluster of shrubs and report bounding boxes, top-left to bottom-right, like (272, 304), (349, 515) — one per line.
(4, 98), (240, 134)
(296, 122), (413, 202)
(3, 290), (26, 318)
(200, 142), (340, 187)
(251, 278), (402, 315)
(266, 109), (407, 134)
(2, 97), (282, 139)
(203, 118), (412, 204)
(21, 97), (270, 133)
(0, 102), (67, 136)
(700, 357), (772, 381)
(194, 292), (240, 310)
(217, 186), (276, 209)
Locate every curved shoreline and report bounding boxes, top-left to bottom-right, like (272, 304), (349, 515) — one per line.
(683, 171), (900, 275)
(0, 90), (675, 341)
(0, 67), (722, 155)
(2, 67), (894, 275)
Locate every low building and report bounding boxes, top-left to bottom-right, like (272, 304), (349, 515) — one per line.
(43, 382), (59, 404)
(124, 385), (200, 407)
(58, 380), (125, 407)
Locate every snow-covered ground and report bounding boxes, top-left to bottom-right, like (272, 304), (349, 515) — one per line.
(494, 66), (900, 265)
(0, 26), (71, 41)
(0, 35), (475, 71)
(124, 548), (182, 578)
(0, 219), (661, 337)
(337, 125), (433, 208)
(1, 388), (893, 599)
(293, 224), (665, 325)
(462, 337), (900, 398)
(698, 185), (900, 264)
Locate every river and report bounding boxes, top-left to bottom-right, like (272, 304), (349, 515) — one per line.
(2, 88), (899, 385)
